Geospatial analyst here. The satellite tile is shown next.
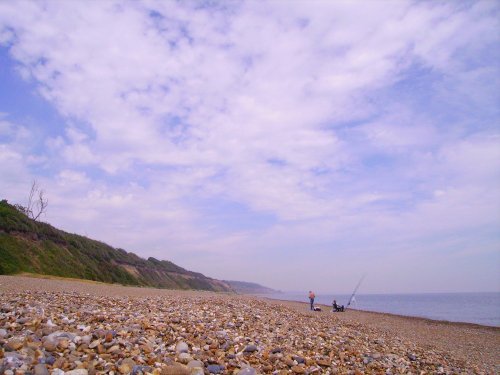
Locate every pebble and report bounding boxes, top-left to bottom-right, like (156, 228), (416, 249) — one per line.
(175, 341), (189, 354)
(5, 338), (24, 351)
(243, 344), (258, 353)
(65, 370), (88, 375)
(238, 367), (257, 375)
(131, 365), (151, 375)
(118, 363), (132, 374)
(291, 365), (305, 374)
(178, 352), (192, 364)
(161, 364), (190, 375)
(43, 340), (57, 352)
(186, 360), (203, 369)
(34, 364), (50, 375)
(206, 364), (223, 374)
(0, 288), (483, 374)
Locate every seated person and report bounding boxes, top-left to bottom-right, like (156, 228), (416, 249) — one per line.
(332, 299), (344, 312)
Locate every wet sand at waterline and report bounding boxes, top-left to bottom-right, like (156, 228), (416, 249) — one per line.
(0, 275), (498, 373)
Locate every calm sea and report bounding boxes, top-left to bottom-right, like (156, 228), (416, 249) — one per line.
(259, 292), (500, 327)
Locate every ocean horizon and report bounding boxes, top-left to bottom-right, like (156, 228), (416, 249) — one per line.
(258, 291), (500, 327)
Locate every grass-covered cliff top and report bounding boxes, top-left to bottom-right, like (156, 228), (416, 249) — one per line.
(0, 199), (232, 292)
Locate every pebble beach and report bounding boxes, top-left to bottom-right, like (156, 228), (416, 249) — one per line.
(0, 276), (498, 374)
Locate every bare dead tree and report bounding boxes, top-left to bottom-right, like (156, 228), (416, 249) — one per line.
(15, 180), (48, 221)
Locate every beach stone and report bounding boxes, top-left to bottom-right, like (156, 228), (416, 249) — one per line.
(243, 344), (258, 353)
(0, 328), (7, 338)
(0, 276), (491, 375)
(363, 355), (373, 364)
(408, 353), (417, 361)
(47, 331), (76, 342)
(132, 365), (152, 375)
(58, 338), (69, 349)
(105, 331), (114, 342)
(88, 340), (100, 349)
(178, 353), (192, 364)
(175, 342), (189, 354)
(108, 344), (121, 354)
(34, 364), (49, 375)
(161, 364), (190, 375)
(215, 330), (228, 339)
(3, 353), (25, 369)
(292, 355), (305, 364)
(119, 363), (132, 374)
(43, 340), (57, 352)
(45, 320), (57, 329)
(53, 357), (66, 369)
(6, 338), (24, 351)
(81, 335), (92, 345)
(141, 343), (153, 353)
(186, 361), (203, 369)
(206, 365), (223, 374)
(45, 356), (56, 366)
(238, 367), (257, 375)
(66, 369), (88, 375)
(122, 358), (136, 367)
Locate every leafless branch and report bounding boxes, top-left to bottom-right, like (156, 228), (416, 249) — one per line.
(32, 188), (48, 221)
(16, 180), (48, 221)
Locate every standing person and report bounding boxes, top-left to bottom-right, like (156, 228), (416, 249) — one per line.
(308, 290), (315, 310)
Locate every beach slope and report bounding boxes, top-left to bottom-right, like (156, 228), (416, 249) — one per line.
(0, 275), (498, 374)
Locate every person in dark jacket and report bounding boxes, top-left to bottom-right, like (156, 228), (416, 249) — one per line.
(332, 299), (344, 312)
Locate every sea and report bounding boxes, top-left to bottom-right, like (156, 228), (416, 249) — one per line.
(259, 292), (500, 327)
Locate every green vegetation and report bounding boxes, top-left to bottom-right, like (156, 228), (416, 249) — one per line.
(0, 199), (232, 292)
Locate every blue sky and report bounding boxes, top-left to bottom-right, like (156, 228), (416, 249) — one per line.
(0, 1), (498, 293)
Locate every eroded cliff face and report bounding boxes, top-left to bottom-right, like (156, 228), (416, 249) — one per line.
(0, 199), (233, 292)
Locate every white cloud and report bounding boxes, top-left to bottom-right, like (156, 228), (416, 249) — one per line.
(0, 0), (498, 292)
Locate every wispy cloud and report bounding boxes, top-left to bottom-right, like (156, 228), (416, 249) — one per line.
(0, 0), (498, 292)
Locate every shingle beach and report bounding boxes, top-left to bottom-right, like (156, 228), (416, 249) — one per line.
(0, 276), (498, 374)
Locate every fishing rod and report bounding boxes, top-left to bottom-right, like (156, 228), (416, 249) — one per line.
(346, 274), (366, 308)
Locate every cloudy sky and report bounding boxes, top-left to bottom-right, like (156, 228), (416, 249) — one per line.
(0, 0), (498, 293)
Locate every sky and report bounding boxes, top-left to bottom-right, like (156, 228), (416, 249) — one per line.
(0, 0), (499, 294)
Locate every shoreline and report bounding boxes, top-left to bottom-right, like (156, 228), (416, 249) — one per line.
(1, 275), (499, 373)
(259, 296), (499, 372)
(259, 296), (500, 330)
